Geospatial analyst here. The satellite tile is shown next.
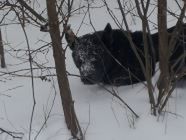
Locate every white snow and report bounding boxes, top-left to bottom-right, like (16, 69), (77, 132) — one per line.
(0, 0), (186, 140)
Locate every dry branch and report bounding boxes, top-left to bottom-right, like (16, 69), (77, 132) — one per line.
(0, 29), (6, 68)
(46, 0), (83, 139)
(17, 0), (46, 22)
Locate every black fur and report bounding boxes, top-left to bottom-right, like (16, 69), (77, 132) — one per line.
(152, 24), (186, 74)
(66, 23), (186, 85)
(66, 23), (156, 85)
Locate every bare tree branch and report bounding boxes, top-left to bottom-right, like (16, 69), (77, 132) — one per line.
(17, 0), (46, 22)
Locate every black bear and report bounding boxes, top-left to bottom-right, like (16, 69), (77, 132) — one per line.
(168, 25), (186, 75)
(151, 24), (186, 75)
(65, 23), (157, 86)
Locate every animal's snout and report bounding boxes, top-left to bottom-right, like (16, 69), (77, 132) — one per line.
(80, 70), (103, 84)
(81, 77), (94, 84)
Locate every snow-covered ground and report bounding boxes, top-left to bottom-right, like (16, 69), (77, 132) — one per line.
(0, 0), (186, 140)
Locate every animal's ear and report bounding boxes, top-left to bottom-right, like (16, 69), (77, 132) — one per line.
(104, 23), (112, 33)
(102, 23), (113, 46)
(64, 24), (77, 50)
(40, 23), (49, 32)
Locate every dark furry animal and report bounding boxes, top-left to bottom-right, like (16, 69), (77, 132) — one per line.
(151, 24), (186, 75)
(65, 23), (156, 85)
(66, 23), (186, 85)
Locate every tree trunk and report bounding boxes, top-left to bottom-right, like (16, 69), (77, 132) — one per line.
(157, 0), (170, 107)
(0, 29), (6, 68)
(133, 0), (156, 115)
(46, 0), (83, 139)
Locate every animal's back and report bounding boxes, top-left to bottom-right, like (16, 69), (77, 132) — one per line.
(103, 29), (155, 85)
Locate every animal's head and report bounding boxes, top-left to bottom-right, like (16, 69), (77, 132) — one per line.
(65, 23), (113, 84)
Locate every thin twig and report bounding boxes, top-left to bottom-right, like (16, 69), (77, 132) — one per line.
(0, 128), (23, 139)
(11, 6), (36, 140)
(67, 72), (139, 118)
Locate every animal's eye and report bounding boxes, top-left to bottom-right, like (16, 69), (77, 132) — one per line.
(75, 58), (82, 68)
(72, 53), (81, 68)
(77, 60), (82, 67)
